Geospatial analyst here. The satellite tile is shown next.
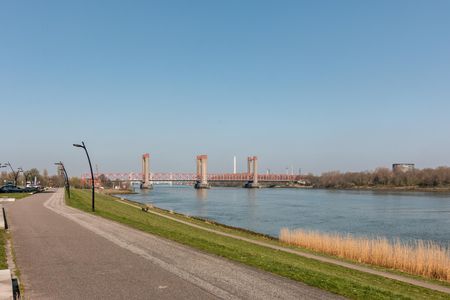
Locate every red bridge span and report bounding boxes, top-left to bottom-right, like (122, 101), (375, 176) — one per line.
(82, 172), (302, 182)
(82, 154), (303, 189)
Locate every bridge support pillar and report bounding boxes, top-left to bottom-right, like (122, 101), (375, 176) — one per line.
(141, 153), (153, 189)
(195, 155), (210, 189)
(244, 156), (261, 188)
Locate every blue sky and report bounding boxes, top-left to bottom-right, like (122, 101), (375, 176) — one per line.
(1, 1), (450, 176)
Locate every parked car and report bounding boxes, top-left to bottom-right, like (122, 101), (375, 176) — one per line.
(23, 186), (37, 193)
(23, 186), (44, 193)
(0, 185), (24, 193)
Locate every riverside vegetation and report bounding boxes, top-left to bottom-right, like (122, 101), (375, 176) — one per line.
(304, 166), (450, 190)
(280, 228), (450, 283)
(66, 189), (450, 299)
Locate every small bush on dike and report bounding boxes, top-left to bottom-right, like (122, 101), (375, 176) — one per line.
(280, 228), (450, 283)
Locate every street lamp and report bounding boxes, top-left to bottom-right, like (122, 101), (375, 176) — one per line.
(0, 165), (5, 183)
(17, 168), (24, 185)
(54, 162), (70, 199)
(73, 142), (95, 212)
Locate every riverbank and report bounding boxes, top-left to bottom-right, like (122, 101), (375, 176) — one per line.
(66, 189), (450, 299)
(98, 188), (136, 195)
(120, 195), (450, 286)
(314, 185), (450, 193)
(270, 184), (450, 193)
(195, 183), (450, 193)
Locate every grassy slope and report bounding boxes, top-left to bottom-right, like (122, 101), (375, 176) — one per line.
(119, 198), (450, 289)
(0, 193), (32, 200)
(67, 189), (450, 300)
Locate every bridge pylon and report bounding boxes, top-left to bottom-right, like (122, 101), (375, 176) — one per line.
(195, 155), (210, 189)
(141, 153), (153, 189)
(244, 156), (261, 188)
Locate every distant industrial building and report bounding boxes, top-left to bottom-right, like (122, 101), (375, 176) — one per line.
(392, 163), (415, 173)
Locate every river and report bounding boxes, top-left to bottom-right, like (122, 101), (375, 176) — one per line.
(121, 186), (450, 245)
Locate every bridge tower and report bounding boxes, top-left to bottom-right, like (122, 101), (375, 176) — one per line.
(244, 156), (261, 188)
(141, 153), (153, 189)
(195, 155), (210, 189)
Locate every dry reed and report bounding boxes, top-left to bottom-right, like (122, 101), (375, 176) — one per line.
(279, 228), (450, 282)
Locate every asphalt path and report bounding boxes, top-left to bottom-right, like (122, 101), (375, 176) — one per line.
(7, 190), (342, 300)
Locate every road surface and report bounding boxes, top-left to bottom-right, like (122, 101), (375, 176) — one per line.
(7, 190), (341, 299)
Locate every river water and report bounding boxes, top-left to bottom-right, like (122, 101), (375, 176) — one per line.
(121, 186), (450, 245)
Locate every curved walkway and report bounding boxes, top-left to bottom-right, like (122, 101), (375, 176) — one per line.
(7, 190), (341, 299)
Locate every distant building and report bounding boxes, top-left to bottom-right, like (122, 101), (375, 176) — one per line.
(392, 163), (415, 173)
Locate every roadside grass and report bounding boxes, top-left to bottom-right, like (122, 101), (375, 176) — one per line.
(6, 231), (24, 294)
(67, 189), (450, 300)
(0, 230), (24, 294)
(0, 193), (32, 200)
(0, 230), (7, 269)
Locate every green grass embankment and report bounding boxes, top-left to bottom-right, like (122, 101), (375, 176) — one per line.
(117, 198), (450, 289)
(0, 193), (32, 200)
(67, 189), (450, 300)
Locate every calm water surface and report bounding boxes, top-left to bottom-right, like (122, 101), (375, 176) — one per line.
(122, 186), (450, 245)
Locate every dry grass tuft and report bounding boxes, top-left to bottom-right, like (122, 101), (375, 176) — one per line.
(280, 228), (450, 282)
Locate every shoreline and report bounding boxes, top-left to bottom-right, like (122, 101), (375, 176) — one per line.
(99, 188), (137, 195)
(114, 193), (450, 247)
(116, 194), (450, 285)
(113, 194), (279, 240)
(312, 186), (450, 194)
(265, 184), (450, 193)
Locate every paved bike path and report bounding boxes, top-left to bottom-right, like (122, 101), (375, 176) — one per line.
(7, 190), (341, 300)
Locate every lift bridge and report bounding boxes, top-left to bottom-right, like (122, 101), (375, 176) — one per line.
(81, 154), (303, 189)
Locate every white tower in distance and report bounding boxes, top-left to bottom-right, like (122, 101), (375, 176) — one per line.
(233, 156), (237, 174)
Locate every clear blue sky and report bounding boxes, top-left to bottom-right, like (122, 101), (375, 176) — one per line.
(1, 1), (449, 176)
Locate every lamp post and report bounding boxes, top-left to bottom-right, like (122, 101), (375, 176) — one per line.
(17, 168), (24, 186)
(55, 162), (70, 199)
(0, 165), (5, 185)
(73, 142), (95, 212)
(0, 165), (5, 177)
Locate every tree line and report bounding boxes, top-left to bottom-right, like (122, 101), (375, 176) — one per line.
(68, 175), (125, 189)
(0, 168), (65, 187)
(5, 166), (450, 190)
(303, 167), (450, 189)
(69, 167), (450, 190)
